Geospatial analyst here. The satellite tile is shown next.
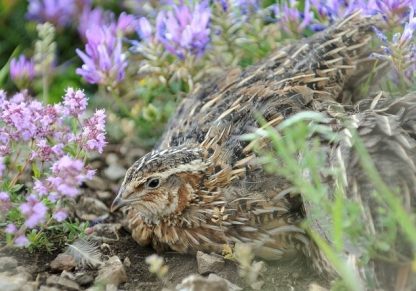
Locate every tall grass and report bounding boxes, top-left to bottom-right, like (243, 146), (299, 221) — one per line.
(243, 111), (416, 290)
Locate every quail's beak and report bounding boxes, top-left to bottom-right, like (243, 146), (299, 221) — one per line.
(110, 191), (127, 212)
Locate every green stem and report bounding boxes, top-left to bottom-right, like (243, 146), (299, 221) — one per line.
(42, 72), (49, 104)
(99, 85), (132, 119)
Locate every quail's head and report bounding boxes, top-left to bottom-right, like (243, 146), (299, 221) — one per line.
(111, 147), (208, 224)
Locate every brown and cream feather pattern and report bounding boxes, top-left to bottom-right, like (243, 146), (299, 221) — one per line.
(110, 11), (414, 282)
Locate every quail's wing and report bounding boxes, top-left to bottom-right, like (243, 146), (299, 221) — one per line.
(306, 92), (416, 286)
(158, 11), (385, 161)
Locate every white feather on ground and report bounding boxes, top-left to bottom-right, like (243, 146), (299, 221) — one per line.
(65, 238), (104, 268)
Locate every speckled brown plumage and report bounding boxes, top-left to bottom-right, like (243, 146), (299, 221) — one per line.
(111, 11), (414, 283)
(312, 92), (416, 287)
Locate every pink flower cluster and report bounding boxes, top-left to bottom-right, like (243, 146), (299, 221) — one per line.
(39, 155), (96, 201)
(0, 87), (106, 247)
(76, 8), (136, 87)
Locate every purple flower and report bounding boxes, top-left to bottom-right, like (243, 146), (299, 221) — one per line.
(63, 88), (88, 117)
(215, 0), (260, 14)
(78, 7), (110, 40)
(137, 17), (153, 40)
(78, 7), (137, 39)
(81, 109), (107, 153)
(53, 209), (68, 222)
(0, 192), (11, 212)
(10, 55), (35, 85)
(311, 0), (358, 22)
(274, 0), (314, 35)
(48, 155), (86, 198)
(0, 90), (6, 108)
(232, 0), (260, 14)
(86, 168), (96, 179)
(27, 0), (77, 27)
(10, 91), (27, 104)
(48, 192), (59, 202)
(76, 25), (127, 87)
(19, 195), (47, 228)
(370, 8), (416, 80)
(373, 26), (388, 43)
(369, 0), (415, 21)
(31, 139), (64, 161)
(5, 224), (17, 234)
(117, 12), (138, 34)
(0, 133), (9, 156)
(34, 180), (48, 196)
(0, 92), (67, 142)
(156, 2), (211, 59)
(14, 235), (29, 247)
(1, 102), (37, 141)
(215, 0), (228, 11)
(399, 8), (416, 47)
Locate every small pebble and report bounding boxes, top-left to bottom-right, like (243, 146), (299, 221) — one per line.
(95, 256), (127, 287)
(50, 254), (76, 271)
(75, 197), (109, 221)
(46, 275), (80, 291)
(0, 257), (18, 272)
(75, 273), (94, 286)
(105, 153), (119, 165)
(85, 176), (108, 191)
(104, 164), (126, 181)
(196, 251), (225, 275)
(123, 257), (131, 268)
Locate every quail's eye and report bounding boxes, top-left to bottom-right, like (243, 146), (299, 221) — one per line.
(146, 178), (160, 189)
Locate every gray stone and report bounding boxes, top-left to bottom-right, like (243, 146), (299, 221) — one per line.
(50, 253), (76, 271)
(175, 274), (242, 291)
(196, 251), (225, 274)
(75, 273), (94, 286)
(309, 283), (329, 291)
(121, 146), (145, 161)
(85, 176), (108, 191)
(0, 272), (34, 291)
(22, 282), (37, 291)
(96, 191), (113, 200)
(95, 256), (127, 287)
(91, 223), (121, 242)
(123, 257), (131, 268)
(0, 256), (18, 272)
(61, 270), (76, 280)
(208, 274), (242, 291)
(105, 284), (118, 291)
(39, 286), (60, 291)
(75, 197), (109, 221)
(104, 164), (126, 181)
(12, 266), (32, 281)
(46, 274), (80, 291)
(105, 153), (119, 165)
(85, 284), (117, 291)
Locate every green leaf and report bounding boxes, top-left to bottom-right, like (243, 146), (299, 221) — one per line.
(32, 162), (41, 179)
(0, 46), (20, 87)
(64, 143), (78, 156)
(277, 111), (329, 130)
(375, 241), (391, 252)
(9, 183), (24, 194)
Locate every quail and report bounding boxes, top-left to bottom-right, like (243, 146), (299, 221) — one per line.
(110, 11), (412, 280)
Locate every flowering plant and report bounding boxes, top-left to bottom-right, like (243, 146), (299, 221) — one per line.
(0, 88), (106, 249)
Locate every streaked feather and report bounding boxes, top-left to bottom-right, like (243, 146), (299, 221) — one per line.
(65, 238), (103, 268)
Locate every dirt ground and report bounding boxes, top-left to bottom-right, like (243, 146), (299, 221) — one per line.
(0, 143), (330, 290)
(1, 230), (328, 290)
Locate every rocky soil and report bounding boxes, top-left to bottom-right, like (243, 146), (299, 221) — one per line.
(0, 143), (329, 291)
